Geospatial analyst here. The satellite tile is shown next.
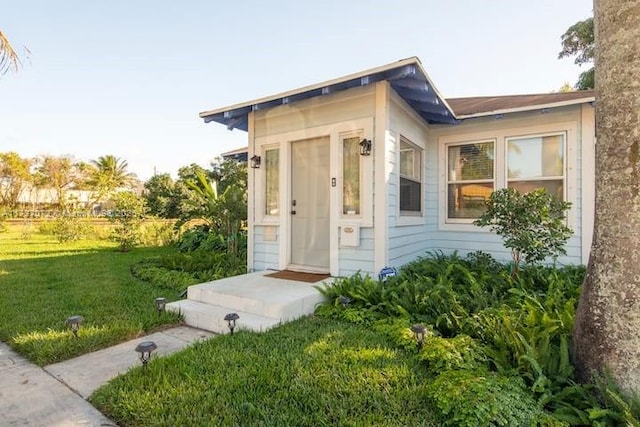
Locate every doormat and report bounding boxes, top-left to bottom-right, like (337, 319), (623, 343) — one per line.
(265, 270), (331, 283)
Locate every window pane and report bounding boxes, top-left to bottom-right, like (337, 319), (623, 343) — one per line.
(447, 183), (493, 218)
(400, 140), (420, 180)
(400, 177), (421, 212)
(508, 135), (564, 179)
(448, 142), (494, 181)
(508, 180), (564, 200)
(265, 149), (279, 215)
(343, 137), (360, 214)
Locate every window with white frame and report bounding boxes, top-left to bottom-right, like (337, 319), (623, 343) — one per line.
(507, 133), (566, 201)
(264, 148), (279, 216)
(446, 141), (495, 219)
(399, 137), (422, 214)
(342, 136), (361, 215)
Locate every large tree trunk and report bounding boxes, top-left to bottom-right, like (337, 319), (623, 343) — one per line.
(573, 1), (640, 395)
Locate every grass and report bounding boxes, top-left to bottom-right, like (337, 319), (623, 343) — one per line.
(0, 224), (182, 365)
(91, 316), (439, 427)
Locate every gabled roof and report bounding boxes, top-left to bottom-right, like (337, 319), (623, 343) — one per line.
(200, 57), (459, 131)
(447, 90), (595, 118)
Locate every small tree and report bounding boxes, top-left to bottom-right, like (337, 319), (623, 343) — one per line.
(473, 188), (573, 274)
(109, 192), (146, 252)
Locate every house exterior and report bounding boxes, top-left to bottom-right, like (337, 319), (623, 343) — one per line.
(200, 57), (595, 278)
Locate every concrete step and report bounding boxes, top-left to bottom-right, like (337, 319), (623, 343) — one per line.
(166, 300), (284, 334)
(186, 272), (326, 320)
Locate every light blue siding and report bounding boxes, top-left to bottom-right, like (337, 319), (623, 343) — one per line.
(339, 227), (375, 277)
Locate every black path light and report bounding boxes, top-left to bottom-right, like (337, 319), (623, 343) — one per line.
(224, 313), (239, 335)
(65, 315), (84, 338)
(410, 324), (427, 349)
(135, 341), (157, 368)
(154, 297), (167, 314)
(338, 296), (352, 308)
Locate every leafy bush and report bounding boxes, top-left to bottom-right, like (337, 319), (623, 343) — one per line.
(38, 217), (94, 242)
(418, 335), (486, 374)
(139, 220), (177, 247)
(474, 188), (573, 273)
(108, 192), (147, 252)
(426, 369), (542, 426)
(131, 251), (247, 292)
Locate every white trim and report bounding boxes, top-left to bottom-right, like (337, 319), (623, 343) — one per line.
(438, 121), (579, 232)
(397, 135), (426, 226)
(247, 111), (255, 271)
(580, 104), (596, 264)
(443, 138), (497, 224)
(455, 97), (596, 119)
(374, 82), (389, 273)
(254, 144), (281, 225)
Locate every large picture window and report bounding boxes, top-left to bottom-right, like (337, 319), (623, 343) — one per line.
(343, 136), (361, 215)
(264, 148), (279, 216)
(400, 138), (422, 213)
(447, 141), (495, 219)
(507, 133), (565, 200)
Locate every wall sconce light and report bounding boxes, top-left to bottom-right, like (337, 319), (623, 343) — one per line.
(250, 155), (261, 168)
(359, 138), (372, 156)
(66, 315), (84, 338)
(338, 296), (351, 308)
(135, 341), (157, 368)
(410, 323), (427, 349)
(224, 313), (240, 335)
(155, 297), (167, 314)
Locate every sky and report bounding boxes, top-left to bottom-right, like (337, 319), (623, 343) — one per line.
(1, 0), (593, 181)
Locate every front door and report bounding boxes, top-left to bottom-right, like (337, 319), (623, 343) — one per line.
(290, 137), (330, 272)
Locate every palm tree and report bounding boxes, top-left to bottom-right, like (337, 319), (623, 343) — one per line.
(87, 155), (136, 205)
(0, 30), (27, 75)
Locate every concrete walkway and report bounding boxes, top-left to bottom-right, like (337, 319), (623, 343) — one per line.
(0, 326), (215, 427)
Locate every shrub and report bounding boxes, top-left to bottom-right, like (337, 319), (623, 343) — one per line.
(38, 217), (93, 242)
(418, 335), (486, 374)
(473, 188), (573, 274)
(108, 192), (147, 252)
(139, 220), (176, 247)
(426, 369), (543, 426)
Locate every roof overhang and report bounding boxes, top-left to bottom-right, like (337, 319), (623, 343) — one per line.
(455, 96), (596, 119)
(199, 57), (459, 131)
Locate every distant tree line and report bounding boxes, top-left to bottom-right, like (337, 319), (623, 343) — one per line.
(0, 152), (137, 214)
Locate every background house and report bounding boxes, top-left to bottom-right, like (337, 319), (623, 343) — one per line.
(201, 57), (595, 277)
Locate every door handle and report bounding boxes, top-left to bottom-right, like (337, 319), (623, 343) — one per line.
(291, 199), (296, 214)
(290, 210), (296, 215)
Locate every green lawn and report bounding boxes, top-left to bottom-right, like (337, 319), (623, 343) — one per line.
(91, 316), (439, 427)
(0, 224), (182, 365)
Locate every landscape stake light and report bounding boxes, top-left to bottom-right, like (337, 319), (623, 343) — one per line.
(135, 341), (157, 368)
(410, 323), (427, 348)
(224, 313), (240, 335)
(155, 297), (167, 314)
(66, 315), (84, 338)
(338, 296), (351, 308)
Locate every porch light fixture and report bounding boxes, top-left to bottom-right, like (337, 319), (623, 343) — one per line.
(224, 313), (240, 335)
(250, 154), (261, 168)
(66, 315), (84, 338)
(410, 323), (427, 348)
(359, 138), (372, 156)
(338, 296), (351, 308)
(135, 341), (157, 368)
(154, 297), (167, 314)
